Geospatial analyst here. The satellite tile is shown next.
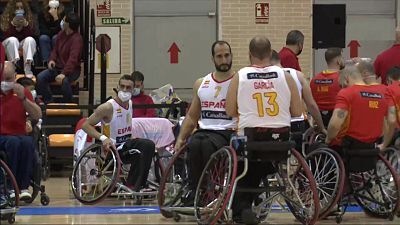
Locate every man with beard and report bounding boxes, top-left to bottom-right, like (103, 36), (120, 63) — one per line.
(174, 40), (237, 206)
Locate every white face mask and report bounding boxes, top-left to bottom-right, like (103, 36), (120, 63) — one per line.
(118, 91), (131, 102)
(132, 88), (141, 97)
(15, 9), (25, 17)
(60, 19), (64, 30)
(31, 90), (37, 99)
(49, 0), (60, 9)
(1, 81), (14, 92)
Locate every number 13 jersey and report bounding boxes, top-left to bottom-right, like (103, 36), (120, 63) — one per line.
(198, 73), (237, 130)
(237, 65), (291, 133)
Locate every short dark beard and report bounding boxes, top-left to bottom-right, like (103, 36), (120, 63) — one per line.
(215, 62), (232, 72)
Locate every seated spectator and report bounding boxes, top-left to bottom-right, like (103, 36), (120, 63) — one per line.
(38, 0), (64, 67)
(0, 0), (37, 77)
(0, 61), (42, 200)
(131, 71), (156, 117)
(36, 12), (82, 104)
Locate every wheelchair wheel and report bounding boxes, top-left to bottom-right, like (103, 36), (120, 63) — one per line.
(71, 144), (121, 205)
(0, 159), (20, 209)
(194, 146), (237, 225)
(383, 147), (400, 175)
(349, 154), (400, 218)
(282, 149), (320, 225)
(305, 148), (345, 219)
(158, 145), (189, 218)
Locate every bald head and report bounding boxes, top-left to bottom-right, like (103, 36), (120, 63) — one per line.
(339, 64), (363, 87)
(356, 59), (377, 84)
(1, 61), (16, 82)
(249, 36), (271, 60)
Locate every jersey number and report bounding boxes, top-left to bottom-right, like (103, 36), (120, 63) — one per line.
(214, 86), (222, 98)
(252, 92), (279, 117)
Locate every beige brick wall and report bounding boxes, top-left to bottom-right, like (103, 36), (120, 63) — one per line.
(85, 0), (313, 103)
(89, 0), (133, 102)
(221, 0), (313, 78)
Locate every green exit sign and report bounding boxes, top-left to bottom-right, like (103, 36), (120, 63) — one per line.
(101, 17), (130, 25)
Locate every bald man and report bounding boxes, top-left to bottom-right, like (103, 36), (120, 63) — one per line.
(374, 26), (400, 85)
(357, 59), (387, 91)
(1, 61), (41, 201)
(226, 36), (302, 224)
(326, 64), (388, 149)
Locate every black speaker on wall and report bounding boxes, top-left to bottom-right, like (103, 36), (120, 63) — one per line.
(313, 4), (346, 49)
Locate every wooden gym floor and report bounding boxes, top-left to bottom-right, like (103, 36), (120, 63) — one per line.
(8, 177), (400, 224)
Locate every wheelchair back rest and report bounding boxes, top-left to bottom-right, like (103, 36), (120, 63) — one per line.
(246, 141), (292, 162)
(345, 148), (379, 173)
(342, 136), (379, 173)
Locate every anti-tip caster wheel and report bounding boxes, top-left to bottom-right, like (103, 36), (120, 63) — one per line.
(40, 194), (50, 206)
(173, 213), (181, 222)
(8, 215), (16, 224)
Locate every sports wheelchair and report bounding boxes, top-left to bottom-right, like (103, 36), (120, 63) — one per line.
(71, 118), (176, 205)
(159, 127), (321, 225)
(303, 133), (400, 222)
(25, 123), (50, 206)
(0, 152), (20, 224)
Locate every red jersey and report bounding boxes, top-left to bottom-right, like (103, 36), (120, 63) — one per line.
(385, 81), (400, 126)
(374, 44), (400, 85)
(331, 85), (388, 146)
(310, 70), (341, 111)
(279, 47), (301, 71)
(0, 88), (34, 135)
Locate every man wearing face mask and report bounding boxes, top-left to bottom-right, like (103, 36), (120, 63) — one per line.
(82, 75), (156, 192)
(279, 30), (304, 71)
(36, 12), (82, 104)
(130, 71), (156, 118)
(0, 61), (42, 200)
(174, 40), (237, 206)
(310, 48), (344, 127)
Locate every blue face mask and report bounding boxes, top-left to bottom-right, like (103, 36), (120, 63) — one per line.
(60, 19), (64, 30)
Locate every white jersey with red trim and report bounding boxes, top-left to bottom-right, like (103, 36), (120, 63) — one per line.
(102, 99), (133, 146)
(237, 65), (291, 134)
(284, 68), (304, 122)
(197, 73), (237, 130)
